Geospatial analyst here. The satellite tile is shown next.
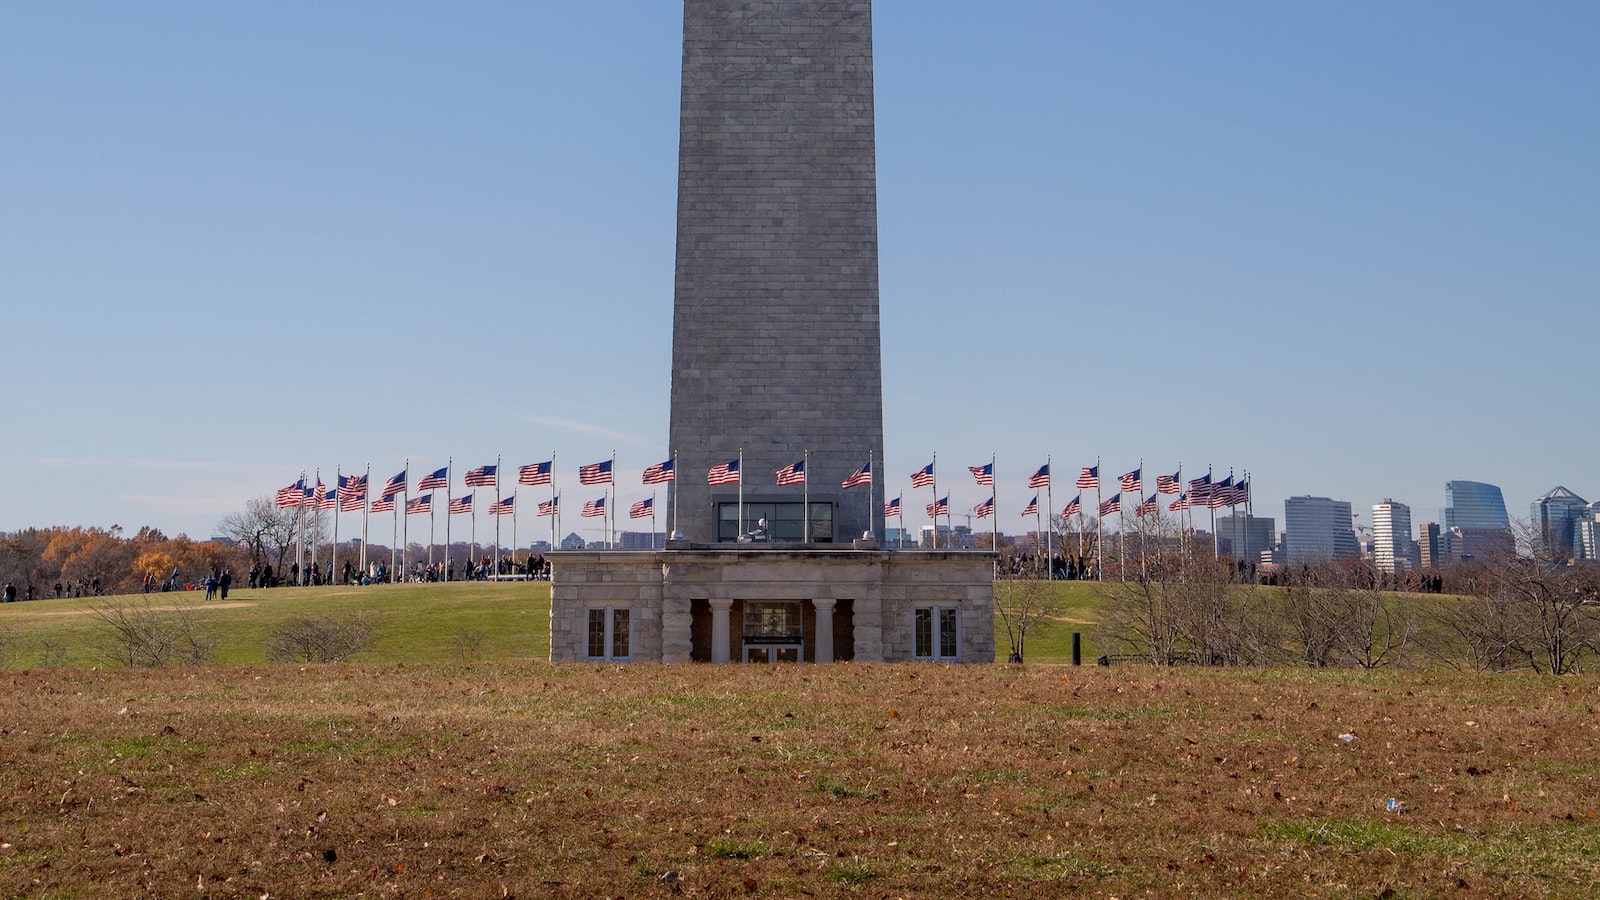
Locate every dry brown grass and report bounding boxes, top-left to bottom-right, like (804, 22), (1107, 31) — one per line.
(2, 663), (1599, 897)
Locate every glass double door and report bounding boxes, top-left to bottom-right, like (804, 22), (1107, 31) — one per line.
(745, 644), (802, 663)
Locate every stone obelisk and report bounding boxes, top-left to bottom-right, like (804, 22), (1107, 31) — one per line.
(667, 0), (885, 544)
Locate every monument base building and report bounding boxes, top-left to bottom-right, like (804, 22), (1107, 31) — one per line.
(551, 544), (995, 664)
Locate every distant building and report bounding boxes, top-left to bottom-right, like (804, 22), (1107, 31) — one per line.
(1283, 496), (1359, 563)
(1441, 481), (1511, 563)
(1417, 522), (1441, 569)
(1216, 515), (1275, 561)
(1577, 502), (1600, 561)
(617, 531), (668, 551)
(1444, 480), (1509, 530)
(1530, 486), (1588, 561)
(1371, 500), (1413, 575)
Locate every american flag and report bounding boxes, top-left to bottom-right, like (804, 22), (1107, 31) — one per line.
(1187, 474), (1212, 506)
(1077, 466), (1098, 489)
(842, 461), (871, 489)
(629, 497), (653, 519)
(380, 470), (407, 500)
(313, 482), (336, 511)
(449, 494), (472, 515)
(969, 463), (993, 486)
(465, 465), (496, 488)
(642, 459), (674, 484)
(1136, 493), (1158, 516)
(538, 496), (558, 517)
(491, 496), (514, 516)
(1156, 469), (1181, 494)
(371, 497), (395, 513)
(1062, 495), (1082, 517)
(581, 496), (606, 518)
(1169, 493), (1190, 512)
(406, 494), (432, 515)
(975, 496), (995, 519)
(926, 496), (950, 518)
(339, 491), (366, 513)
(1028, 464), (1050, 489)
(910, 462), (935, 488)
(316, 493), (337, 512)
(337, 473), (367, 500)
(519, 461), (553, 485)
(1021, 495), (1039, 516)
(1119, 468), (1141, 494)
(884, 496), (902, 517)
(275, 479), (304, 508)
(418, 467), (448, 490)
(776, 459), (805, 486)
(1097, 493), (1121, 517)
(578, 460), (612, 485)
(1229, 480), (1250, 507)
(1206, 475), (1234, 509)
(708, 459), (740, 485)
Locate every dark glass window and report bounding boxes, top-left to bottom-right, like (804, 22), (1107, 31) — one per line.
(716, 502), (834, 542)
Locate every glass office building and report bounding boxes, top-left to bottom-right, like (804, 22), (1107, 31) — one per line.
(1531, 486), (1589, 561)
(1372, 499), (1414, 574)
(1284, 496), (1359, 564)
(1443, 481), (1510, 530)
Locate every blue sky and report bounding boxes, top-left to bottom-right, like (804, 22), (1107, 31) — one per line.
(3, 1), (1596, 543)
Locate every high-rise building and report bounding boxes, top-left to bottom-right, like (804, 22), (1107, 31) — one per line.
(1442, 481), (1511, 563)
(1216, 515), (1275, 562)
(1577, 502), (1600, 561)
(1283, 496), (1359, 564)
(1417, 522), (1441, 569)
(1530, 486), (1588, 561)
(1444, 480), (1510, 530)
(1371, 500), (1413, 574)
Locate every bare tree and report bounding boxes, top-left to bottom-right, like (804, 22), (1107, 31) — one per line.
(1277, 561), (1348, 668)
(217, 495), (298, 572)
(993, 579), (1060, 663)
(1332, 583), (1417, 669)
(86, 595), (218, 667)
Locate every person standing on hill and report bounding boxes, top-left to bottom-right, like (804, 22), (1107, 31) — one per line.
(2, 583), (14, 603)
(220, 570), (232, 600)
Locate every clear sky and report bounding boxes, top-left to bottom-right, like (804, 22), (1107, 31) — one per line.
(3, 1), (1596, 543)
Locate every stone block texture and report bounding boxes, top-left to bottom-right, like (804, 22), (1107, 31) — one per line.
(668, 0), (886, 543)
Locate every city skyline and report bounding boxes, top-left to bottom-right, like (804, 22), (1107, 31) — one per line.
(4, 2), (1596, 541)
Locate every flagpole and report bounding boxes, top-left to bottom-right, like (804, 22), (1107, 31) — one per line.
(609, 450), (617, 551)
(737, 447), (745, 538)
(493, 455), (502, 574)
(670, 449), (680, 540)
(1137, 457), (1146, 582)
(865, 448), (874, 541)
(1094, 457), (1103, 581)
(550, 451), (557, 551)
(1209, 464), (1218, 560)
(332, 466), (340, 585)
(802, 449), (810, 544)
(931, 451), (939, 550)
(651, 490), (658, 550)
(1044, 455), (1053, 580)
(511, 494), (518, 571)
(470, 492), (477, 579)
(361, 464), (371, 575)
(401, 459), (409, 582)
(990, 452), (997, 553)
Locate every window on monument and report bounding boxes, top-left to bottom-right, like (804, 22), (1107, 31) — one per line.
(715, 502), (835, 542)
(914, 606), (960, 662)
(743, 601), (803, 643)
(587, 606), (632, 661)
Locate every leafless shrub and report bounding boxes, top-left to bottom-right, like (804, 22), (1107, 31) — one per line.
(265, 611), (381, 663)
(449, 630), (486, 662)
(0, 624), (21, 669)
(86, 596), (218, 667)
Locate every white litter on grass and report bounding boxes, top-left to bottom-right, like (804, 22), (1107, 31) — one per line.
(1337, 733), (1357, 743)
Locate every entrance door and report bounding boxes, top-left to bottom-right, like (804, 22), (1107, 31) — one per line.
(745, 644), (802, 663)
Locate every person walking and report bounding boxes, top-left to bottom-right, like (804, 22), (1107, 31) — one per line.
(220, 570), (232, 601)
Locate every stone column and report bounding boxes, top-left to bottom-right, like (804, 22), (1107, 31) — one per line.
(813, 599), (836, 664)
(709, 598), (733, 664)
(662, 596), (694, 664)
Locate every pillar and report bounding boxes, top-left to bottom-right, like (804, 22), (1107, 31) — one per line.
(709, 598), (733, 664)
(813, 599), (836, 663)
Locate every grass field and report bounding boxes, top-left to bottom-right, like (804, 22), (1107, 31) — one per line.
(3, 661), (1598, 896)
(0, 580), (1106, 669)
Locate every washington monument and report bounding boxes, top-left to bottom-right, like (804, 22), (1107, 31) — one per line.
(667, 0), (886, 545)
